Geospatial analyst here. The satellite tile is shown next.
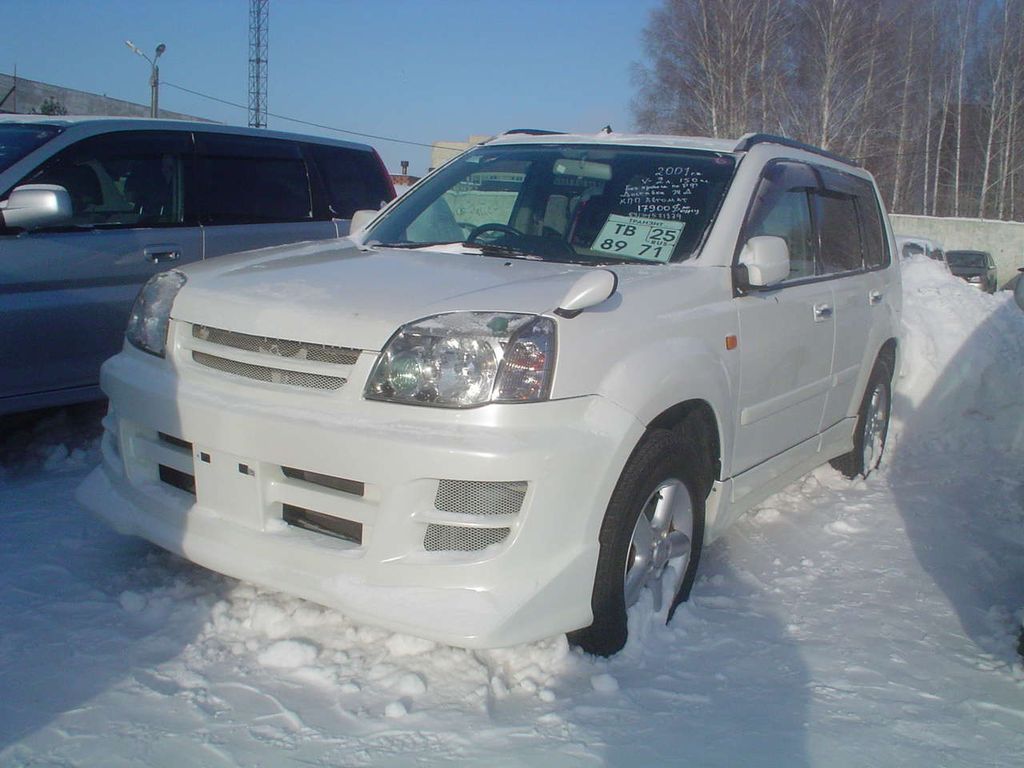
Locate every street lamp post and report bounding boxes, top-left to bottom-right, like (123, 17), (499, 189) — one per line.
(125, 40), (166, 118)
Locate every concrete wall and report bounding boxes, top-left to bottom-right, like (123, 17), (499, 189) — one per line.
(0, 72), (201, 121)
(890, 214), (1024, 289)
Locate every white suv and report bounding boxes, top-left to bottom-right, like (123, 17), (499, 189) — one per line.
(78, 131), (900, 656)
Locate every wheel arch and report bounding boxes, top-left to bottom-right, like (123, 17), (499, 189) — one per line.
(647, 399), (721, 499)
(877, 336), (898, 379)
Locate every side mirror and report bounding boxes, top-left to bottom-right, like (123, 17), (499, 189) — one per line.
(0, 184), (73, 229)
(349, 209), (378, 236)
(739, 235), (790, 287)
(1014, 268), (1024, 311)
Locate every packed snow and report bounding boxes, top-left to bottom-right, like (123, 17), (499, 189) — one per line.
(1, 256), (1023, 767)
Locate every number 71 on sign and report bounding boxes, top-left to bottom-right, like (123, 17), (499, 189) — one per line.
(591, 214), (685, 261)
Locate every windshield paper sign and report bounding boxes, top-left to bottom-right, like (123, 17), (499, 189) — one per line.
(591, 214), (684, 262)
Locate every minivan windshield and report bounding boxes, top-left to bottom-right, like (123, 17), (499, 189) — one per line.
(0, 124), (62, 175)
(368, 144), (736, 264)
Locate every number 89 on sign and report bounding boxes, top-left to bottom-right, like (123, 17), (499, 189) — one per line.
(591, 214), (685, 262)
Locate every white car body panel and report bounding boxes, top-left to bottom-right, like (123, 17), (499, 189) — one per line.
(77, 132), (902, 648)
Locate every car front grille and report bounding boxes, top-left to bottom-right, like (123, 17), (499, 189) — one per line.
(186, 323), (359, 392)
(192, 324), (360, 365)
(192, 351), (347, 390)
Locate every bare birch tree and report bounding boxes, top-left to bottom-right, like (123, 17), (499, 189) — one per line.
(633, 0), (1024, 221)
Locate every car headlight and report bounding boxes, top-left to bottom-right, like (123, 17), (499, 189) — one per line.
(365, 312), (557, 407)
(967, 275), (982, 283)
(126, 270), (187, 357)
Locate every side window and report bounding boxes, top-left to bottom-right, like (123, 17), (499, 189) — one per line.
(852, 179), (887, 269)
(20, 131), (190, 228)
(815, 193), (863, 274)
(196, 133), (312, 225)
(743, 162), (817, 281)
(310, 144), (393, 219)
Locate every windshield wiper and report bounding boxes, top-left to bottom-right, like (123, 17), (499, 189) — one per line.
(462, 242), (546, 261)
(370, 240), (461, 249)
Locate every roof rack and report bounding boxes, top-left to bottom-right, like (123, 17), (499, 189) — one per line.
(502, 128), (565, 136)
(734, 133), (854, 166)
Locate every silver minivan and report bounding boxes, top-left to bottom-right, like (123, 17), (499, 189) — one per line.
(0, 117), (394, 415)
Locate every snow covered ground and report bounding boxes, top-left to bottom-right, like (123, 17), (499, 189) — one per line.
(1, 257), (1023, 767)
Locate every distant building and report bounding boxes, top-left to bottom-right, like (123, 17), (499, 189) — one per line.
(390, 160), (421, 192)
(0, 72), (204, 120)
(430, 135), (490, 171)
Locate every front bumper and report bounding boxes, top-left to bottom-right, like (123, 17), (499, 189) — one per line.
(77, 346), (644, 648)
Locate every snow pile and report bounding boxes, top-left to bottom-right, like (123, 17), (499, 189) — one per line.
(893, 255), (1024, 459)
(1, 260), (1023, 766)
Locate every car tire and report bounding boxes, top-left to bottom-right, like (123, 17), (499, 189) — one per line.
(830, 357), (893, 479)
(568, 429), (705, 656)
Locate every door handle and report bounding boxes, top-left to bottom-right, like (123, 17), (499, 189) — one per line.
(813, 303), (833, 321)
(145, 247), (181, 264)
(869, 290), (883, 305)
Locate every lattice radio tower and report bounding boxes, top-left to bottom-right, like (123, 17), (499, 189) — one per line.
(248, 0), (269, 128)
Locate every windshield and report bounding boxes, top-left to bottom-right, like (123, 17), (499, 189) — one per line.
(946, 251), (987, 268)
(0, 124), (62, 174)
(368, 144), (736, 264)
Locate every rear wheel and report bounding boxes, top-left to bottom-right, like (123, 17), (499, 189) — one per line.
(831, 358), (892, 478)
(569, 429), (705, 656)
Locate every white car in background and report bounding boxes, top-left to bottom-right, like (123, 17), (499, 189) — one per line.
(78, 131), (901, 655)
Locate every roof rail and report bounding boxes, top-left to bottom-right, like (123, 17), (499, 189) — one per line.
(503, 128), (565, 136)
(735, 133), (854, 166)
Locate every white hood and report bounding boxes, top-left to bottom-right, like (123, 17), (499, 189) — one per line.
(172, 243), (594, 350)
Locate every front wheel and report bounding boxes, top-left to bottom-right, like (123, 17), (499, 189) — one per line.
(568, 429), (705, 656)
(831, 357), (893, 478)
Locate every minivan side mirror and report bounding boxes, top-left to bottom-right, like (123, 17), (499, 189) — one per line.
(738, 235), (790, 287)
(0, 184), (73, 230)
(349, 209), (378, 236)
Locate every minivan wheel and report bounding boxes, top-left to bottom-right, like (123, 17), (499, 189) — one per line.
(831, 358), (892, 479)
(568, 429), (705, 656)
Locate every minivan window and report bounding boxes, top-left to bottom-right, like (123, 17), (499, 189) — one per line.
(310, 144), (393, 218)
(17, 131), (191, 227)
(0, 124), (62, 175)
(196, 133), (312, 225)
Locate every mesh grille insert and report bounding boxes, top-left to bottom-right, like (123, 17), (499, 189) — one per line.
(423, 524), (510, 552)
(193, 324), (360, 365)
(192, 351), (346, 390)
(434, 480), (527, 517)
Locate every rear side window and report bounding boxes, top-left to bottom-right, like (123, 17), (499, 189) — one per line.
(196, 133), (312, 225)
(310, 144), (393, 219)
(853, 185), (887, 269)
(815, 193), (862, 274)
(17, 130), (191, 228)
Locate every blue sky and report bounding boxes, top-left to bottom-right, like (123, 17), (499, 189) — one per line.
(5, 0), (660, 175)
